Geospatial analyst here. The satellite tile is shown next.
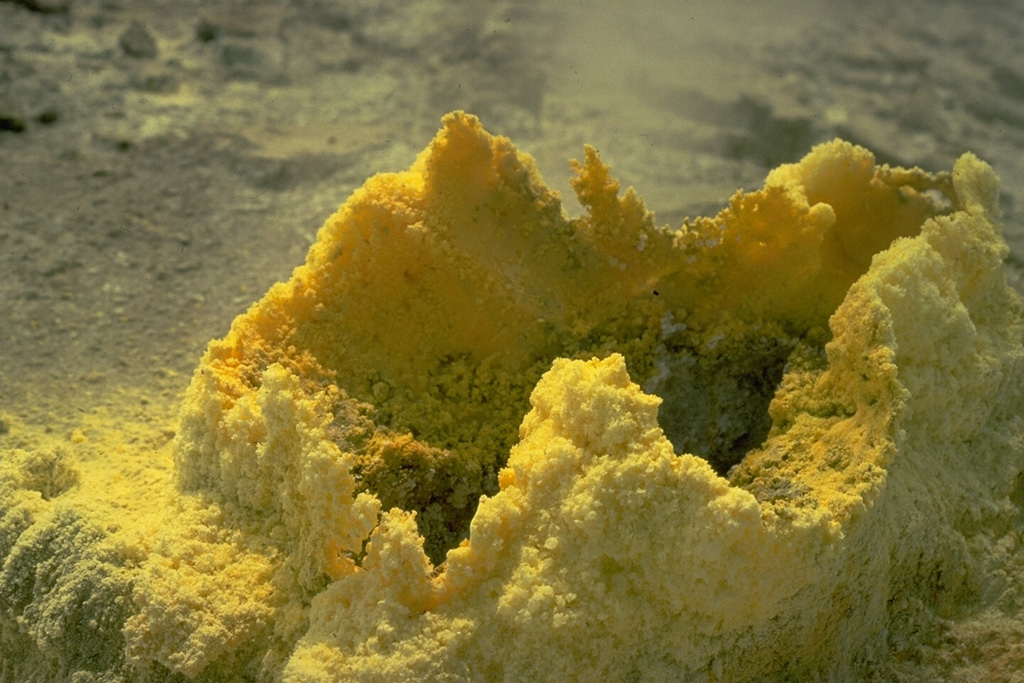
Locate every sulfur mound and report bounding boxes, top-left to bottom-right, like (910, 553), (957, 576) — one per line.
(5, 112), (1019, 681)
(170, 111), (955, 572)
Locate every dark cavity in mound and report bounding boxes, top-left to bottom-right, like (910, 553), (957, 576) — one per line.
(647, 334), (796, 476)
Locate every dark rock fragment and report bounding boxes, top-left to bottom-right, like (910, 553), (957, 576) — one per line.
(119, 20), (158, 60)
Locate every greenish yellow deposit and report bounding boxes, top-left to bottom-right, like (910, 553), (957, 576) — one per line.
(2, 113), (1022, 682)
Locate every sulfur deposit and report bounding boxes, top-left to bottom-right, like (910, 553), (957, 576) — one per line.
(2, 112), (1023, 681)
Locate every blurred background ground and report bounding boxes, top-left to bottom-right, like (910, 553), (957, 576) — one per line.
(1, 0), (1023, 678)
